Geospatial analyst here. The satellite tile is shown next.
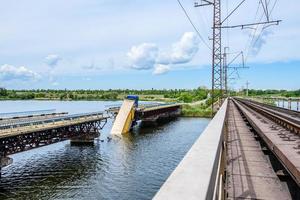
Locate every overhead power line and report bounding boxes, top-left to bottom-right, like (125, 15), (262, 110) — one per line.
(245, 0), (279, 62)
(176, 0), (211, 50)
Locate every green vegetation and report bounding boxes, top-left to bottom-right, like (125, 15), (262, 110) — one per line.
(0, 87), (209, 102)
(242, 89), (300, 98)
(181, 100), (212, 118)
(1, 87), (297, 118)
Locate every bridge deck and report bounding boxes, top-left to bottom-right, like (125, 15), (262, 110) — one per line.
(141, 103), (180, 112)
(226, 101), (291, 199)
(0, 113), (108, 139)
(0, 112), (68, 127)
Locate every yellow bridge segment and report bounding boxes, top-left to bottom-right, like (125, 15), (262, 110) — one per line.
(110, 99), (135, 135)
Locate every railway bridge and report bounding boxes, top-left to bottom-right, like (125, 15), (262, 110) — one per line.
(1, 97), (299, 199)
(0, 99), (182, 176)
(0, 110), (109, 174)
(154, 97), (300, 199)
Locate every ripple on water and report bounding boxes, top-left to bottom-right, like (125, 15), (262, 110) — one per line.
(0, 117), (210, 200)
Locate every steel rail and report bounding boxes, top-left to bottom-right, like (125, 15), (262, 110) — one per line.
(236, 98), (300, 134)
(241, 98), (300, 118)
(233, 98), (300, 186)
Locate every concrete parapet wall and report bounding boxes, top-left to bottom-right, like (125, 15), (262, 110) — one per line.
(153, 99), (228, 200)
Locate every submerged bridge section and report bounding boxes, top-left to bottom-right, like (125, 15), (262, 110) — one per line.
(110, 98), (181, 135)
(154, 97), (300, 199)
(0, 111), (108, 172)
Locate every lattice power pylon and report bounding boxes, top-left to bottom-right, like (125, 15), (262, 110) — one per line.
(211, 0), (223, 109)
(193, 0), (281, 113)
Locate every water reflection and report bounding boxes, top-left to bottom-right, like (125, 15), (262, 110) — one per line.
(0, 142), (108, 199)
(0, 101), (210, 200)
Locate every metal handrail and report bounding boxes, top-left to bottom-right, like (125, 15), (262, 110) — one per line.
(0, 111), (105, 130)
(0, 109), (56, 118)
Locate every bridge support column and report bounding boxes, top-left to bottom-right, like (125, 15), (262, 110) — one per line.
(297, 101), (299, 111)
(0, 155), (13, 177)
(70, 132), (100, 145)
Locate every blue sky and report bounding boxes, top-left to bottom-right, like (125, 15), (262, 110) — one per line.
(0, 0), (299, 90)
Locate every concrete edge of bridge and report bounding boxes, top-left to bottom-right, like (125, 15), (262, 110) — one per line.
(153, 98), (228, 200)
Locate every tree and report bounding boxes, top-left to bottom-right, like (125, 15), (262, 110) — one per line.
(0, 88), (8, 96)
(179, 92), (193, 103)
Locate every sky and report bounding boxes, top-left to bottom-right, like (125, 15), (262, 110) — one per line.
(0, 0), (299, 90)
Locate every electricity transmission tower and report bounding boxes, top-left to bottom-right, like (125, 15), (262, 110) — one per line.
(195, 0), (222, 112)
(194, 0), (281, 113)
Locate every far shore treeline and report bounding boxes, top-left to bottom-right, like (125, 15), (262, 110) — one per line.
(0, 87), (299, 102)
(0, 87), (211, 102)
(0, 87), (299, 118)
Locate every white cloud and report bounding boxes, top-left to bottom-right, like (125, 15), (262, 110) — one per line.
(127, 32), (199, 74)
(0, 64), (40, 81)
(159, 32), (199, 64)
(153, 64), (170, 75)
(45, 54), (62, 67)
(127, 43), (158, 70)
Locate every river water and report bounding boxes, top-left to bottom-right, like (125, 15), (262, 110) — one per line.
(275, 100), (299, 111)
(0, 101), (210, 200)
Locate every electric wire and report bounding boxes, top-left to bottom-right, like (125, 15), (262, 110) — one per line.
(176, 0), (212, 50)
(245, 0), (278, 62)
(191, 0), (210, 41)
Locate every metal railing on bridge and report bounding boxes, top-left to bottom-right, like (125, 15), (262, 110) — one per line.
(0, 111), (106, 130)
(0, 109), (56, 119)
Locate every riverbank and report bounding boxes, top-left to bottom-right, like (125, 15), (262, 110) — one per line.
(0, 88), (209, 102)
(181, 103), (212, 118)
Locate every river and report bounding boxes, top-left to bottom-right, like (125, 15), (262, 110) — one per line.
(275, 100), (299, 111)
(0, 100), (210, 200)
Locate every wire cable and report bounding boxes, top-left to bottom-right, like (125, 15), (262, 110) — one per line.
(245, 0), (279, 62)
(176, 0), (212, 50)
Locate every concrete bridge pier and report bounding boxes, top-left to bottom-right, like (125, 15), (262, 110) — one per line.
(141, 109), (181, 127)
(0, 155), (13, 177)
(70, 131), (100, 145)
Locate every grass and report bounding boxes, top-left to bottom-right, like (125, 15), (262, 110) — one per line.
(181, 103), (212, 118)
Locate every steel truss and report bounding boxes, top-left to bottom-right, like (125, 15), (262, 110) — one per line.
(0, 119), (107, 156)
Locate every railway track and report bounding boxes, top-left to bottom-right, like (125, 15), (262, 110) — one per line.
(232, 98), (300, 192)
(235, 98), (300, 134)
(245, 98), (300, 118)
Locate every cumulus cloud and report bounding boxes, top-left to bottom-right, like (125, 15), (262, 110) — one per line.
(159, 32), (200, 64)
(0, 64), (40, 81)
(45, 54), (62, 67)
(127, 43), (158, 70)
(153, 64), (170, 75)
(127, 32), (199, 74)
(250, 30), (273, 56)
